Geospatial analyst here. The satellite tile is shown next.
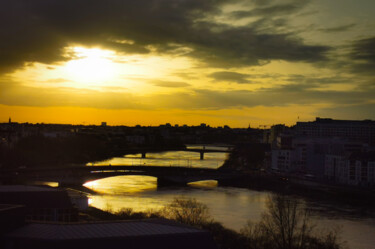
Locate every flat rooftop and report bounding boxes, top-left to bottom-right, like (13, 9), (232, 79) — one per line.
(3, 219), (218, 249)
(5, 219), (203, 240)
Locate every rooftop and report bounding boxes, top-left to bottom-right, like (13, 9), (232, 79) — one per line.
(297, 117), (375, 125)
(6, 219), (205, 240)
(0, 185), (72, 209)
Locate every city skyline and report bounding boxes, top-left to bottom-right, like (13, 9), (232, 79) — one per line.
(1, 0), (375, 127)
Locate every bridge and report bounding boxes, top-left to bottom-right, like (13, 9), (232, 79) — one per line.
(1, 165), (241, 187)
(184, 148), (230, 160)
(119, 146), (231, 160)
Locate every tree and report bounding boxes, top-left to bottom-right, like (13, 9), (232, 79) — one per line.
(241, 195), (343, 249)
(259, 195), (312, 249)
(161, 197), (212, 226)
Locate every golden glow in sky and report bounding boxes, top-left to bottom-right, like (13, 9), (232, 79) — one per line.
(1, 0), (375, 126)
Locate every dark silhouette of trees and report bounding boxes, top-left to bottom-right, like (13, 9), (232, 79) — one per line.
(222, 143), (268, 170)
(0, 134), (111, 168)
(161, 198), (213, 226)
(241, 195), (343, 249)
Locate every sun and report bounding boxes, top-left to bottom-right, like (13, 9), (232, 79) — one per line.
(64, 47), (118, 87)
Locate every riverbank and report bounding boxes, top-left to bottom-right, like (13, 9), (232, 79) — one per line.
(79, 196), (344, 249)
(218, 172), (375, 217)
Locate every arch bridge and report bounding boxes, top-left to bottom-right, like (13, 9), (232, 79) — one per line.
(2, 165), (241, 187)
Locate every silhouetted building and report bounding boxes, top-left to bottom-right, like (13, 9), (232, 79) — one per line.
(0, 185), (77, 222)
(295, 117), (375, 145)
(2, 219), (217, 249)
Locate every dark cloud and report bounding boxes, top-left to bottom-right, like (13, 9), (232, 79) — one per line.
(187, 25), (330, 67)
(317, 23), (356, 33)
(209, 71), (252, 84)
(0, 0), (330, 73)
(261, 85), (373, 106)
(149, 80), (191, 88)
(153, 87), (375, 110)
(230, 0), (310, 19)
(252, 0), (274, 7)
(348, 36), (375, 75)
(285, 75), (352, 85)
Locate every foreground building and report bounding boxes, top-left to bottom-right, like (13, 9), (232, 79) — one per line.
(0, 185), (77, 222)
(0, 205), (217, 249)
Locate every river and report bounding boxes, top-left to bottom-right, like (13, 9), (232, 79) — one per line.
(85, 147), (375, 249)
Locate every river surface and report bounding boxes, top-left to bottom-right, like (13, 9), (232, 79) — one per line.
(85, 147), (375, 249)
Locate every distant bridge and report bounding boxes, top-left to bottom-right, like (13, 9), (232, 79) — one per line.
(2, 165), (241, 187)
(120, 147), (232, 160)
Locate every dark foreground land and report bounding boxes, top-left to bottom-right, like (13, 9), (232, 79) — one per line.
(80, 196), (344, 249)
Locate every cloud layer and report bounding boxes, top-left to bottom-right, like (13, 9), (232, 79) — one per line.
(1, 0), (331, 73)
(1, 0), (375, 124)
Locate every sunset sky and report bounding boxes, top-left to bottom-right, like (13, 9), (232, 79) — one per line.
(1, 0), (374, 127)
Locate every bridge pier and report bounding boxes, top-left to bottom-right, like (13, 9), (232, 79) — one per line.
(58, 178), (87, 187)
(157, 177), (187, 188)
(141, 152), (146, 158)
(200, 152), (204, 160)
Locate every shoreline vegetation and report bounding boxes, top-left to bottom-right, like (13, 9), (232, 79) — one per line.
(81, 196), (344, 249)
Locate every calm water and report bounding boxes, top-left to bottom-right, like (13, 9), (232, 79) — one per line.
(85, 149), (375, 249)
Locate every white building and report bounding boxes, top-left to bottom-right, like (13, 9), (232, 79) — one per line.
(325, 152), (375, 186)
(272, 135), (366, 177)
(271, 149), (293, 172)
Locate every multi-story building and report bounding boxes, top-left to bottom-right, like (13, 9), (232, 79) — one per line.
(272, 136), (365, 173)
(324, 154), (348, 183)
(271, 149), (293, 172)
(325, 152), (375, 186)
(271, 118), (371, 178)
(295, 117), (375, 145)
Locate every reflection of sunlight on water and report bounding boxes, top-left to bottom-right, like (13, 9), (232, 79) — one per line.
(84, 176), (162, 212)
(84, 180), (99, 189)
(188, 180), (218, 188)
(89, 151), (228, 168)
(32, 181), (59, 187)
(84, 176), (157, 194)
(83, 173), (269, 230)
(88, 195), (168, 213)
